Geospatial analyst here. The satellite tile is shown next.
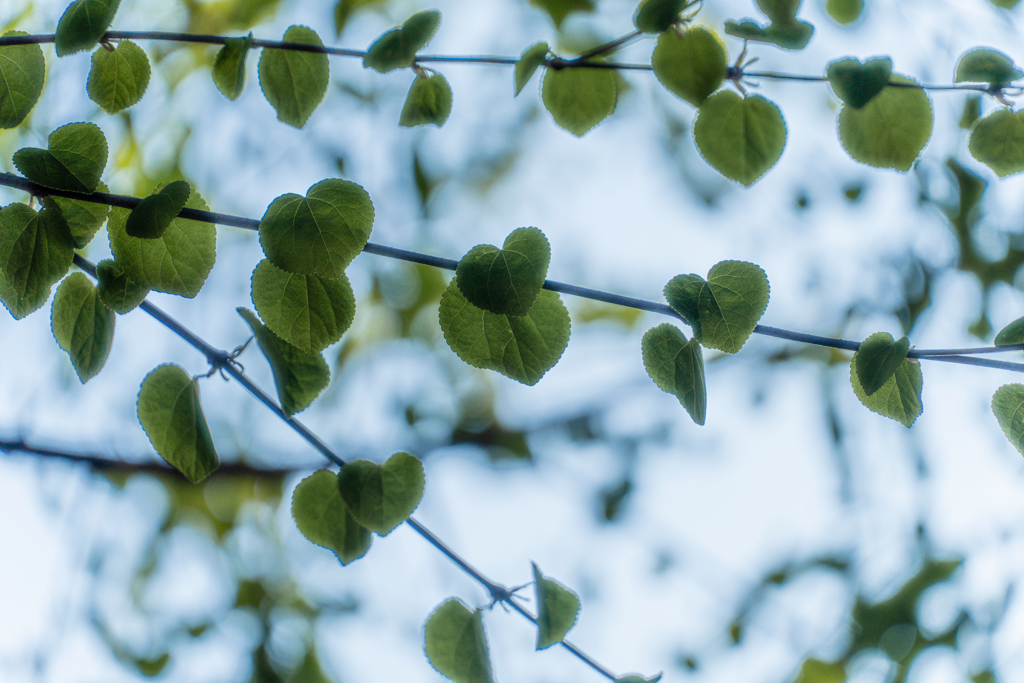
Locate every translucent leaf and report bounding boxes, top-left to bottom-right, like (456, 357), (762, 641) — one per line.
(258, 178), (374, 278)
(126, 180), (190, 239)
(955, 48), (1022, 87)
(213, 33), (253, 101)
(137, 364), (219, 483)
(424, 599), (494, 683)
(641, 323), (706, 425)
(438, 282), (570, 386)
(854, 332), (910, 396)
(258, 26), (329, 128)
(530, 0), (594, 28)
(694, 91), (786, 186)
(838, 74), (932, 172)
(363, 10), (441, 73)
(532, 563), (580, 649)
(634, 0), (688, 33)
(664, 260), (770, 353)
(86, 39), (150, 114)
(756, 0), (802, 22)
(826, 0), (862, 24)
(995, 316), (1024, 346)
(0, 31), (45, 129)
(826, 57), (891, 109)
(51, 271), (115, 382)
(250, 259), (356, 354)
(107, 183), (215, 298)
(960, 95), (981, 130)
(794, 659), (846, 683)
(455, 227), (550, 317)
(0, 203), (74, 319)
(238, 307), (330, 416)
(96, 258), (148, 314)
(13, 122), (108, 194)
(723, 18), (813, 50)
(400, 72), (452, 127)
(291, 469), (372, 564)
(968, 109), (1024, 178)
(850, 353), (922, 428)
(652, 27), (727, 108)
(336, 452), (424, 535)
(54, 0), (121, 57)
(41, 181), (110, 248)
(515, 42), (548, 96)
(335, 0), (389, 37)
(992, 384), (1024, 455)
(541, 64), (617, 137)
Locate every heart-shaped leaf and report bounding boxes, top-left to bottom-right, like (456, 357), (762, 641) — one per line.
(855, 332), (910, 396)
(213, 33), (253, 101)
(849, 353), (922, 428)
(634, 0), (688, 33)
(455, 227), (551, 317)
(238, 307), (330, 416)
(258, 26), (329, 128)
(424, 599), (495, 683)
(0, 202), (74, 320)
(652, 27), (727, 108)
(995, 316), (1024, 346)
(336, 452), (424, 535)
(137, 364), (219, 483)
(969, 109), (1024, 178)
(51, 272), (115, 383)
(87, 39), (151, 114)
(13, 122), (108, 194)
(955, 48), (1022, 87)
(641, 323), (706, 425)
(664, 260), (770, 354)
(694, 91), (787, 186)
(108, 182), (215, 298)
(41, 181), (110, 249)
(993, 384), (1024, 455)
(515, 42), (549, 96)
(532, 563), (580, 650)
(95, 258), (148, 314)
(0, 31), (46, 129)
(400, 72), (453, 127)
(126, 180), (191, 239)
(54, 0), (121, 57)
(250, 259), (356, 355)
(291, 469), (372, 564)
(363, 10), (441, 73)
(259, 178), (374, 278)
(439, 282), (571, 386)
(542, 64), (617, 137)
(826, 0), (862, 24)
(826, 57), (891, 109)
(838, 73), (932, 172)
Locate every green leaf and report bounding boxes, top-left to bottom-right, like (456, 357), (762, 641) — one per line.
(530, 0), (594, 28)
(616, 677), (662, 683)
(515, 42), (549, 96)
(363, 10), (441, 74)
(694, 91), (786, 186)
(0, 31), (46, 129)
(838, 74), (933, 172)
(664, 261), (770, 353)
(960, 95), (982, 130)
(968, 109), (1024, 178)
(634, 0), (688, 33)
(849, 353), (922, 428)
(652, 27), (727, 108)
(532, 563), (580, 649)
(995, 316), (1024, 346)
(399, 72), (452, 127)
(989, 0), (1021, 7)
(439, 282), (570, 386)
(213, 33), (253, 101)
(250, 259), (356, 354)
(107, 182), (215, 298)
(238, 307), (330, 416)
(86, 39), (150, 114)
(424, 599), (494, 683)
(723, 19), (813, 50)
(826, 0), (862, 24)
(795, 659), (846, 683)
(335, 0), (389, 36)
(992, 384), (1024, 455)
(455, 227), (550, 317)
(541, 64), (617, 137)
(0, 203), (74, 319)
(641, 323), (706, 425)
(826, 57), (892, 109)
(291, 470), (372, 564)
(13, 122), (108, 194)
(756, 0), (802, 22)
(51, 271), (115, 382)
(137, 364), (219, 483)
(258, 178), (374, 278)
(126, 180), (190, 239)
(95, 257), (148, 314)
(854, 332), (910, 396)
(336, 452), (424, 535)
(955, 48), (1022, 87)
(40, 181), (110, 249)
(258, 26), (329, 128)
(54, 0), (121, 57)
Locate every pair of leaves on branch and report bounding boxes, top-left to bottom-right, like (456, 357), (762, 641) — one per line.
(850, 332), (922, 428)
(990, 317), (1024, 456)
(957, 49), (1024, 178)
(725, 0), (814, 51)
(13, 122), (107, 194)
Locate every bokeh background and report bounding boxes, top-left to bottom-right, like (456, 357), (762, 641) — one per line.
(3, 0), (1024, 681)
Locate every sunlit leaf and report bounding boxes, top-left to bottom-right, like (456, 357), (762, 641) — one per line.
(126, 180), (190, 239)
(13, 122), (107, 194)
(0, 31), (45, 129)
(641, 323), (706, 425)
(515, 42), (549, 96)
(826, 57), (891, 109)
(652, 27), (727, 108)
(532, 563), (580, 649)
(955, 48), (1022, 87)
(694, 91), (786, 186)
(968, 109), (1024, 178)
(336, 452), (424, 535)
(87, 39), (150, 114)
(838, 74), (932, 172)
(258, 25), (329, 128)
(993, 384), (1024, 455)
(51, 271), (115, 382)
(634, 0), (688, 33)
(456, 227), (550, 317)
(854, 332), (910, 396)
(0, 203), (74, 319)
(541, 64), (617, 136)
(213, 33), (253, 100)
(41, 181), (110, 248)
(425, 599), (494, 683)
(826, 0), (862, 24)
(291, 469), (372, 564)
(95, 258), (148, 314)
(363, 10), (440, 73)
(850, 353), (922, 427)
(54, 0), (121, 57)
(400, 72), (452, 127)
